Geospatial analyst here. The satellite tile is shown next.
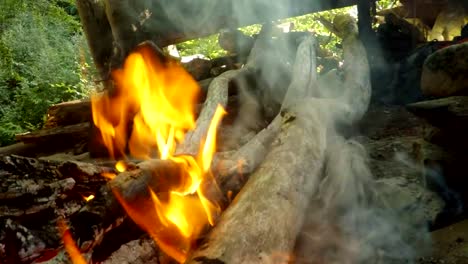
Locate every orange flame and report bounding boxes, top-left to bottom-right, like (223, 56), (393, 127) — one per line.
(91, 44), (226, 262)
(58, 220), (87, 264)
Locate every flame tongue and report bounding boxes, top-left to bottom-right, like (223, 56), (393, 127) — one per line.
(92, 43), (226, 262)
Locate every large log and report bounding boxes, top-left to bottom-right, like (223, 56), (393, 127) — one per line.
(78, 0), (357, 73)
(187, 14), (372, 263)
(188, 102), (327, 264)
(185, 33), (325, 264)
(76, 0), (114, 82)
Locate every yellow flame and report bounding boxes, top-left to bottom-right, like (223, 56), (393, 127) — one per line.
(115, 160), (127, 172)
(91, 43), (226, 262)
(83, 194), (95, 202)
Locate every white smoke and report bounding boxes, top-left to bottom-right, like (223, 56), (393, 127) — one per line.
(108, 1), (435, 262)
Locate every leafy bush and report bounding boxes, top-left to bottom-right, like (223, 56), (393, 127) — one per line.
(0, 0), (93, 146)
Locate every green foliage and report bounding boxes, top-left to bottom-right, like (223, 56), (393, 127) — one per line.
(175, 1), (399, 59)
(177, 34), (227, 59)
(0, 0), (93, 146)
(176, 6), (358, 60)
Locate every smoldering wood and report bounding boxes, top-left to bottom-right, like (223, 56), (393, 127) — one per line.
(0, 155), (113, 218)
(176, 70), (234, 156)
(67, 120), (282, 253)
(176, 26), (273, 156)
(187, 100), (327, 264)
(185, 34), (324, 264)
(215, 115), (281, 194)
(187, 14), (373, 261)
(0, 155), (120, 263)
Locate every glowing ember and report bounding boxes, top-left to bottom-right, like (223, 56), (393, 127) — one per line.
(91, 43), (226, 262)
(58, 219), (86, 264)
(100, 172), (116, 180)
(115, 160), (127, 172)
(83, 194), (95, 202)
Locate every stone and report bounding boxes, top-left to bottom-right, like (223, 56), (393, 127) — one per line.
(421, 42), (468, 97)
(419, 219), (468, 264)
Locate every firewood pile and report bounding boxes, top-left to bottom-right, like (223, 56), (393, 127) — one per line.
(2, 11), (468, 264)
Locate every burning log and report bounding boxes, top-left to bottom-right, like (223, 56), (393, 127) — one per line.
(188, 102), (327, 264)
(186, 33), (326, 264)
(0, 12), (374, 263)
(177, 69), (240, 156)
(187, 14), (371, 263)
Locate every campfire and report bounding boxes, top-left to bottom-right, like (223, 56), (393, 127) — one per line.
(3, 0), (468, 263)
(1, 12), (376, 263)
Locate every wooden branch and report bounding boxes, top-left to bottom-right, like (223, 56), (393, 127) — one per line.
(15, 123), (89, 144)
(338, 14), (371, 124)
(0, 142), (45, 157)
(187, 100), (327, 264)
(282, 35), (318, 107)
(185, 34), (327, 264)
(176, 70), (235, 156)
(95, 0), (357, 63)
(215, 115), (282, 194)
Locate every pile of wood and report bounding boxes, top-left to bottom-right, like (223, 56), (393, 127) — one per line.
(0, 14), (379, 264)
(4, 3), (468, 261)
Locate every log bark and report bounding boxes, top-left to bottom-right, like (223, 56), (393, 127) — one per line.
(15, 123), (89, 144)
(188, 102), (328, 264)
(76, 0), (114, 83)
(185, 33), (326, 264)
(187, 14), (373, 262)
(176, 70), (235, 156)
(43, 99), (91, 129)
(11, 123), (90, 156)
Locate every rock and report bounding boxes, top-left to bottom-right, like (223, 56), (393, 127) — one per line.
(407, 96), (468, 127)
(421, 42), (468, 97)
(407, 96), (468, 152)
(418, 219), (468, 264)
(375, 177), (445, 228)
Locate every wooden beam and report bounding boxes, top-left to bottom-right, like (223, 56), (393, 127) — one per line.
(99, 0), (357, 59)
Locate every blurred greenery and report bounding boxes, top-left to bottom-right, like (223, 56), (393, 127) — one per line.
(0, 0), (94, 146)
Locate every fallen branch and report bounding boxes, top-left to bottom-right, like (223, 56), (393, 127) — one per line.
(186, 35), (327, 264)
(187, 100), (327, 264)
(176, 70), (235, 156)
